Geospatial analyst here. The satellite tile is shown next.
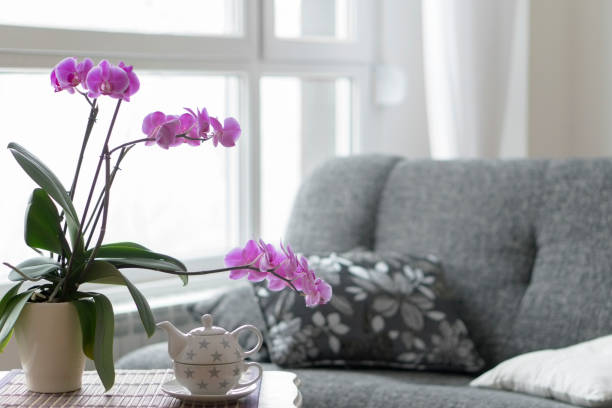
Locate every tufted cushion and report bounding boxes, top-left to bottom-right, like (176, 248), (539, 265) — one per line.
(286, 156), (612, 367)
(507, 160), (612, 358)
(285, 155), (401, 254)
(373, 160), (546, 365)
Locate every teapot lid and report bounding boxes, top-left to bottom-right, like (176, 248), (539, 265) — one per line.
(188, 314), (227, 336)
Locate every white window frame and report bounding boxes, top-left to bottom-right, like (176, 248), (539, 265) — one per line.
(262, 0), (374, 63)
(0, 0), (375, 295)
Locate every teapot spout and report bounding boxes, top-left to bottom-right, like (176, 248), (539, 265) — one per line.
(156, 321), (188, 359)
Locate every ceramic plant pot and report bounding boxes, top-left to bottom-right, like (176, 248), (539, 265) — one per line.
(14, 302), (85, 393)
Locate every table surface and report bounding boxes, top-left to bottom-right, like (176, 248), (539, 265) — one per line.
(0, 370), (302, 408)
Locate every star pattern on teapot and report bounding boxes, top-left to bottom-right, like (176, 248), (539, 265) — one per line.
(211, 350), (223, 362)
(209, 367), (220, 378)
(160, 315), (264, 395)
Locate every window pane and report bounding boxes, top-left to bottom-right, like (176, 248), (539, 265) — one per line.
(0, 71), (240, 278)
(274, 0), (351, 40)
(0, 0), (243, 36)
(260, 76), (352, 240)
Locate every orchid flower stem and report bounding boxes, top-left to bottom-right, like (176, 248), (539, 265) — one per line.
(84, 147), (111, 270)
(57, 99), (98, 265)
(84, 146), (131, 248)
(69, 100), (98, 201)
(77, 90), (95, 107)
(47, 277), (64, 302)
(160, 265), (300, 293)
(176, 135), (212, 142)
(64, 99), (122, 297)
(108, 138), (153, 155)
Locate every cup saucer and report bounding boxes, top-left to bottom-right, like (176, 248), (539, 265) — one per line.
(161, 379), (258, 402)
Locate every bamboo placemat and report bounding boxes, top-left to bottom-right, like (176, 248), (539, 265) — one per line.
(0, 369), (261, 407)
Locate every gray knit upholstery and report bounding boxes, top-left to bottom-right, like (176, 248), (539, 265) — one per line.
(508, 159), (612, 358)
(285, 155), (401, 253)
(118, 155), (612, 408)
(374, 159), (546, 364)
(118, 343), (573, 407)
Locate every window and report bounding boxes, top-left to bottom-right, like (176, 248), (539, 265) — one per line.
(274, 0), (351, 40)
(260, 76), (352, 239)
(0, 0), (373, 288)
(0, 0), (243, 36)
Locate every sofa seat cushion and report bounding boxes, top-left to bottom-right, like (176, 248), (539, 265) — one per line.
(116, 341), (172, 370)
(116, 344), (575, 407)
(293, 368), (577, 408)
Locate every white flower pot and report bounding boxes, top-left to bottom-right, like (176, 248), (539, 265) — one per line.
(15, 302), (85, 393)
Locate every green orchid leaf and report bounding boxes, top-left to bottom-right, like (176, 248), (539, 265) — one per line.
(88, 242), (187, 285)
(0, 283), (23, 317)
(104, 242), (149, 250)
(91, 293), (115, 391)
(0, 290), (34, 351)
(72, 299), (95, 360)
(24, 188), (69, 255)
(8, 257), (61, 282)
(7, 143), (81, 249)
(0, 329), (13, 351)
(106, 259), (188, 286)
(81, 261), (156, 337)
(88, 243), (186, 270)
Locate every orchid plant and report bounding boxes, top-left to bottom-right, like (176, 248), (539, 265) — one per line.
(0, 57), (331, 390)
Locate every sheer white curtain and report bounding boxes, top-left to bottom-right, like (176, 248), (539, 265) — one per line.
(422, 0), (521, 159)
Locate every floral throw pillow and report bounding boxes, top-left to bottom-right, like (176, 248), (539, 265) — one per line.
(255, 249), (485, 373)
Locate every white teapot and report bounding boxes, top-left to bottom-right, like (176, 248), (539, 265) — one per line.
(157, 314), (263, 364)
(157, 314), (263, 394)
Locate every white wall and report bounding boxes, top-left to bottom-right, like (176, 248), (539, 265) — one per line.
(528, 0), (574, 157)
(569, 0), (612, 156)
(529, 0), (612, 158)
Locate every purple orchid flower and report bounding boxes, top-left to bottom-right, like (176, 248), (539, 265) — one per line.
(299, 266), (333, 307)
(224, 239), (332, 306)
(86, 60), (130, 100)
(117, 61), (140, 101)
(142, 111), (167, 146)
(266, 242), (301, 291)
(142, 107), (241, 150)
(185, 107), (210, 140)
(50, 57), (93, 93)
(225, 239), (266, 281)
(141, 111), (182, 149)
(154, 118), (181, 149)
(178, 113), (200, 146)
(210, 117), (241, 148)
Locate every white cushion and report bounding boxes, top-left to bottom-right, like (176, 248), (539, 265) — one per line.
(471, 335), (612, 407)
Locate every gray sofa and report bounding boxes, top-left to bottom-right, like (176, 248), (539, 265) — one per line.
(118, 155), (612, 407)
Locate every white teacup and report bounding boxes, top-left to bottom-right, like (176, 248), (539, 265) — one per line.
(174, 360), (263, 395)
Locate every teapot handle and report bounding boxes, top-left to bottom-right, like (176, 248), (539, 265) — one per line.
(230, 324), (263, 357)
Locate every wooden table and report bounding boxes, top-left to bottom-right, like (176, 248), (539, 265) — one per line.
(0, 370), (302, 407)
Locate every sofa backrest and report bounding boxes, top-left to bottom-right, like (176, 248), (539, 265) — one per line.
(285, 155), (612, 366)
